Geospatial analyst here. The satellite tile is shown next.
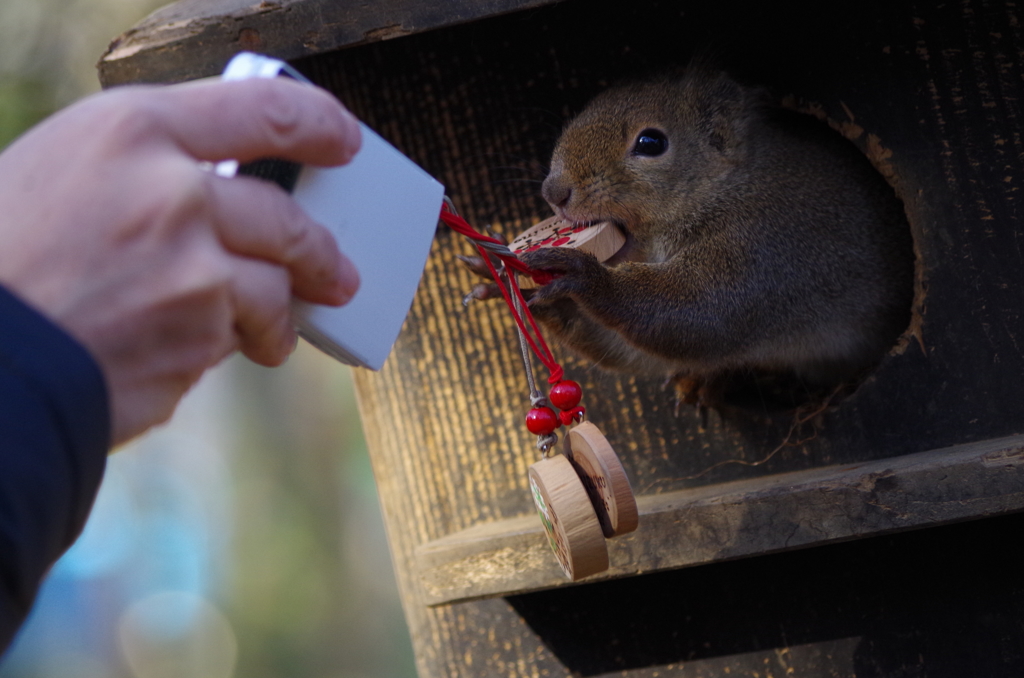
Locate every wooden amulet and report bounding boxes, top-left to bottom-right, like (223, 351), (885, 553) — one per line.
(529, 455), (609, 580)
(510, 216), (626, 288)
(566, 422), (639, 538)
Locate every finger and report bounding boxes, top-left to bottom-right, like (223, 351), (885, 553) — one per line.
(229, 256), (297, 367)
(147, 77), (362, 166)
(207, 172), (360, 306)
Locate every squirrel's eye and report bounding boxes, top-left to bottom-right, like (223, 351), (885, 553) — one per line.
(632, 128), (669, 157)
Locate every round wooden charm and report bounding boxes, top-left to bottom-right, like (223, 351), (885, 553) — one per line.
(510, 216), (626, 288)
(566, 422), (639, 538)
(528, 455), (609, 580)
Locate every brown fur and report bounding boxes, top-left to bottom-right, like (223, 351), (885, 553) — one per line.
(522, 68), (914, 398)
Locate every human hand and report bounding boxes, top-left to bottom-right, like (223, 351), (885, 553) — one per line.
(0, 76), (362, 445)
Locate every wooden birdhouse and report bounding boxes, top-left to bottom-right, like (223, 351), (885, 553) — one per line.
(101, 0), (1024, 674)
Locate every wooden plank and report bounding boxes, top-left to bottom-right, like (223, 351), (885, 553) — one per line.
(416, 435), (1024, 605)
(97, 0), (559, 87)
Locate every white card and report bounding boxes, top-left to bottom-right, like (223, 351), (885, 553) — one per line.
(290, 126), (444, 369)
(219, 53), (445, 370)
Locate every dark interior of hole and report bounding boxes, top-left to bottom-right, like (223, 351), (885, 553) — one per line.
(507, 511), (1024, 676)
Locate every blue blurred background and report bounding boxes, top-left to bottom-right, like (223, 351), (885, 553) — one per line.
(0, 2), (417, 676)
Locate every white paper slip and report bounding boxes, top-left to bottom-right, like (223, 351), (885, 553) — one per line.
(290, 125), (444, 370)
(218, 52), (445, 370)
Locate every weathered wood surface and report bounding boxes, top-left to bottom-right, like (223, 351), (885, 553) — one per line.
(97, 0), (558, 87)
(104, 0), (1024, 675)
(416, 434), (1024, 605)
(339, 0), (1024, 667)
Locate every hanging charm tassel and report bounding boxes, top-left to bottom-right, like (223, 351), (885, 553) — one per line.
(442, 198), (638, 581)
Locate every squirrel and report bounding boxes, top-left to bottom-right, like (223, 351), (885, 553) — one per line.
(468, 66), (914, 409)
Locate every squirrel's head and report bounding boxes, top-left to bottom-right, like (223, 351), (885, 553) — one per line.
(542, 68), (763, 246)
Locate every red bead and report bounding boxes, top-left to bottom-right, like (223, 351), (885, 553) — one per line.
(549, 380), (583, 411)
(526, 406), (560, 435)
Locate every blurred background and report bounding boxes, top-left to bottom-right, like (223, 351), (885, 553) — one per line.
(0, 1), (417, 677)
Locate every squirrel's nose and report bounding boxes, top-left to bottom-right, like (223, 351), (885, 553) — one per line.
(542, 175), (572, 208)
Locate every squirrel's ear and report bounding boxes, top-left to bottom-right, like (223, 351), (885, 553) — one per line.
(709, 105), (742, 152)
(704, 76), (758, 154)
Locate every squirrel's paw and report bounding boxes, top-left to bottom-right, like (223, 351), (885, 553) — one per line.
(519, 247), (605, 303)
(520, 246), (600, 275)
(665, 372), (724, 416)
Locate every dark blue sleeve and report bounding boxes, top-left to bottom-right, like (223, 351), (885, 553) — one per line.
(0, 285), (110, 654)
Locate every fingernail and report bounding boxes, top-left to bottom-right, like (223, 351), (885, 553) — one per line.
(334, 252), (360, 305)
(339, 107), (362, 162)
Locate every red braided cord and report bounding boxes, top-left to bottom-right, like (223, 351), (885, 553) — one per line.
(475, 241), (565, 385)
(439, 206), (555, 284)
(440, 204), (564, 385)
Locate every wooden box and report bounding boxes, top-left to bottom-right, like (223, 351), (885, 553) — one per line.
(101, 1), (1024, 675)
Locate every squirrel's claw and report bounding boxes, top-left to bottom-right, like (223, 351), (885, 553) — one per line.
(520, 247), (604, 305)
(462, 282), (502, 306)
(455, 230), (509, 280)
(456, 254), (495, 279)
